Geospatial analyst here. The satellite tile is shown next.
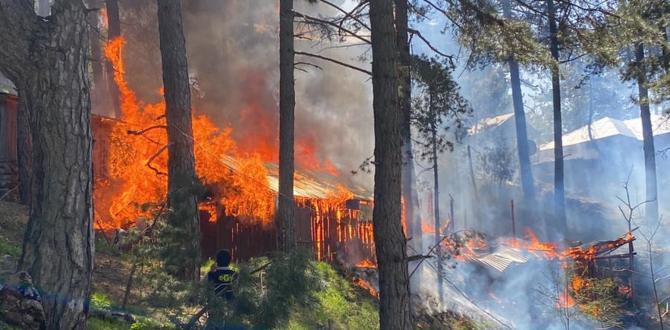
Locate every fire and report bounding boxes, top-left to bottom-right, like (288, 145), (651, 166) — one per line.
(571, 276), (585, 293)
(296, 138), (339, 177)
(421, 222), (435, 234)
(232, 72), (340, 176)
(556, 292), (576, 309)
(353, 277), (379, 299)
(442, 231), (489, 261)
(355, 259), (376, 268)
(94, 37), (285, 229)
(504, 228), (635, 262)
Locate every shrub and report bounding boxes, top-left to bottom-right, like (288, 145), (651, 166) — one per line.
(90, 292), (113, 310)
(220, 251), (379, 329)
(572, 276), (625, 327)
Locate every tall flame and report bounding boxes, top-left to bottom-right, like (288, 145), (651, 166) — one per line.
(96, 36), (276, 229)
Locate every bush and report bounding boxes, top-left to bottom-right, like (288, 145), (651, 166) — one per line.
(90, 292), (113, 310)
(572, 276), (626, 327)
(217, 250), (379, 329)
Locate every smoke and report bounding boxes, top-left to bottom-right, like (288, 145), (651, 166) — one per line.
(181, 0), (374, 187)
(110, 0), (374, 188)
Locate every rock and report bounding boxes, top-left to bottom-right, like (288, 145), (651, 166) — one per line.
(0, 271), (45, 330)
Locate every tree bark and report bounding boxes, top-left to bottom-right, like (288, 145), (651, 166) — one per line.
(635, 44), (659, 223)
(547, 0), (567, 237)
(369, 0), (412, 328)
(278, 0), (296, 252)
(157, 0), (201, 281)
(502, 0), (535, 201)
(0, 1), (95, 328)
(105, 0), (121, 118)
(16, 91), (31, 205)
(395, 0), (422, 253)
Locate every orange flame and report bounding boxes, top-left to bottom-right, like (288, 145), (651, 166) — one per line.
(557, 292), (576, 309)
(355, 259), (377, 268)
(504, 228), (634, 262)
(353, 277), (379, 298)
(95, 37), (276, 229)
(571, 276), (585, 293)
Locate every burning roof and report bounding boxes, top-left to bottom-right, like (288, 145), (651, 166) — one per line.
(219, 155), (372, 200)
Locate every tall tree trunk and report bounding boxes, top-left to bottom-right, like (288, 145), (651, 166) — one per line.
(547, 0), (567, 237)
(16, 92), (31, 205)
(369, 0), (412, 328)
(157, 0), (201, 281)
(278, 0), (296, 252)
(430, 99), (444, 304)
(395, 0), (422, 253)
(0, 1), (95, 328)
(502, 0), (535, 201)
(105, 0), (121, 118)
(635, 44), (659, 223)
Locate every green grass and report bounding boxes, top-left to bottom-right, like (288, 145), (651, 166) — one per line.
(0, 237), (20, 257)
(264, 260), (379, 330)
(88, 317), (130, 330)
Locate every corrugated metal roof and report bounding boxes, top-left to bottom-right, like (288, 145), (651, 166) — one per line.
(219, 155), (372, 200)
(468, 112), (515, 135)
(474, 246), (529, 272)
(540, 115), (670, 151)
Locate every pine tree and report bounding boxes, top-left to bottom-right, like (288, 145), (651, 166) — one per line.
(157, 0), (201, 281)
(369, 0), (412, 327)
(0, 1), (94, 327)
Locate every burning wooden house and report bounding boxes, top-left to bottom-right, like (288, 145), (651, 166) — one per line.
(195, 156), (376, 263)
(90, 37), (376, 264)
(0, 40), (377, 266)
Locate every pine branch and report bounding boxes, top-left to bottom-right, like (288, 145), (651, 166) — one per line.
(145, 143), (171, 176)
(293, 10), (371, 44)
(408, 27), (453, 61)
(295, 51), (371, 75)
(318, 0), (370, 31)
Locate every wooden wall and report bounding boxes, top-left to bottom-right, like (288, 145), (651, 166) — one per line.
(0, 94), (17, 198)
(200, 201), (376, 265)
